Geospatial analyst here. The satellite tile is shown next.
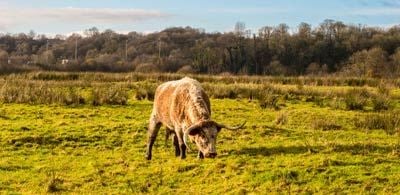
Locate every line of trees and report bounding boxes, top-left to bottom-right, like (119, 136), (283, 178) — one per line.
(0, 19), (400, 77)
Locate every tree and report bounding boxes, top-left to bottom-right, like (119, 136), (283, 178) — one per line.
(298, 23), (311, 38)
(264, 60), (286, 75)
(341, 50), (368, 77)
(84, 27), (100, 37)
(365, 47), (388, 77)
(258, 26), (273, 40)
(234, 22), (246, 37)
(28, 30), (36, 39)
(33, 50), (55, 65)
(192, 45), (219, 74)
(341, 47), (388, 77)
(0, 49), (8, 65)
(0, 21), (398, 76)
(306, 63), (320, 75)
(390, 48), (400, 77)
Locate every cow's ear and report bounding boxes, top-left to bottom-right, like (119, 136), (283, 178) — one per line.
(188, 127), (201, 136)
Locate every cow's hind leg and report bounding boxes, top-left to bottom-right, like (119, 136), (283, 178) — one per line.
(146, 116), (161, 160)
(173, 134), (180, 157)
(165, 128), (173, 147)
(165, 128), (180, 157)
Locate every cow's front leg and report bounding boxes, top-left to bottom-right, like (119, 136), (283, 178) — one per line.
(180, 144), (187, 159)
(198, 151), (204, 159)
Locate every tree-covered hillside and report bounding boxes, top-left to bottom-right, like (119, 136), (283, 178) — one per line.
(1, 20), (399, 77)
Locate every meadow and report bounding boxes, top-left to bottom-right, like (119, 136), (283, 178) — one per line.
(0, 72), (400, 194)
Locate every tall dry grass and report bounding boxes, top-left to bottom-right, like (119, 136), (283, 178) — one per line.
(0, 72), (398, 108)
(6, 71), (400, 87)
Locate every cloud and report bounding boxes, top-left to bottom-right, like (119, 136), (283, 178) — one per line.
(0, 24), (6, 32)
(380, 0), (400, 7)
(208, 7), (290, 14)
(0, 7), (172, 30)
(381, 23), (400, 29)
(351, 7), (400, 15)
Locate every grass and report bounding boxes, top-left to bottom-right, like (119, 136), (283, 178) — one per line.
(0, 72), (400, 193)
(1, 99), (400, 193)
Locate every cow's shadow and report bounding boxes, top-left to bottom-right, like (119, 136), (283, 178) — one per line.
(228, 125), (396, 157)
(228, 143), (395, 157)
(229, 145), (321, 157)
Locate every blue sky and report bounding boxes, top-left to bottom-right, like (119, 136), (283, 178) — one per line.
(0, 0), (399, 35)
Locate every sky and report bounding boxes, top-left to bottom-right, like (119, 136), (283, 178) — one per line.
(0, 0), (399, 35)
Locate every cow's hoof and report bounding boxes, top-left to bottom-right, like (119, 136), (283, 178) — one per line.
(146, 154), (152, 160)
(198, 152), (204, 159)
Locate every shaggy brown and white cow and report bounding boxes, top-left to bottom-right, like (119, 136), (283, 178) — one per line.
(146, 77), (245, 160)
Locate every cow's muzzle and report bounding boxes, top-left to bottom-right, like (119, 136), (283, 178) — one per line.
(205, 152), (217, 158)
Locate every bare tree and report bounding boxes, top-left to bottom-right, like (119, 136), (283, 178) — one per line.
(234, 22), (246, 37)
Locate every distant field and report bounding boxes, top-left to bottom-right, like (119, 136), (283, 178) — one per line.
(0, 72), (400, 193)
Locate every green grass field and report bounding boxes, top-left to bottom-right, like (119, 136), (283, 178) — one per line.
(1, 73), (400, 194)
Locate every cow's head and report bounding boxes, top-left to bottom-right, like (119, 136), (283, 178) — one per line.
(184, 120), (246, 158)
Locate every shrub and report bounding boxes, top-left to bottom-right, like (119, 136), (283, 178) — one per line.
(134, 82), (156, 101)
(0, 82), (20, 103)
(328, 97), (342, 110)
(312, 117), (342, 131)
(135, 88), (148, 100)
(177, 65), (196, 74)
(204, 84), (238, 99)
(355, 112), (400, 135)
(304, 95), (325, 107)
(91, 85), (128, 105)
(314, 96), (325, 107)
(62, 87), (85, 105)
(377, 82), (391, 96)
(343, 88), (370, 110)
(0, 81), (88, 105)
(135, 63), (159, 73)
(259, 92), (280, 110)
(32, 72), (79, 81)
(135, 88), (154, 101)
(0, 109), (8, 119)
(371, 94), (393, 111)
(275, 111), (288, 125)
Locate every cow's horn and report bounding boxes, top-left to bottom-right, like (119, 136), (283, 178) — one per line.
(217, 121), (246, 130)
(186, 122), (203, 135)
(184, 122), (205, 152)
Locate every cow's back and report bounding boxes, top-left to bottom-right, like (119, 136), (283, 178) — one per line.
(152, 77), (211, 128)
(152, 80), (177, 127)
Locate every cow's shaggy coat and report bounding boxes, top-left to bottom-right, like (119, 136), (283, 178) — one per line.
(146, 77), (244, 160)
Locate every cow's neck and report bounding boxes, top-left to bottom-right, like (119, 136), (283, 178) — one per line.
(187, 103), (210, 125)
